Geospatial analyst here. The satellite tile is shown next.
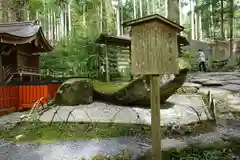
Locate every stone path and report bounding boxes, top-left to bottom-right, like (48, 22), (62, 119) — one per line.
(0, 112), (27, 130)
(36, 71), (240, 125)
(188, 71), (240, 112)
(38, 94), (208, 126)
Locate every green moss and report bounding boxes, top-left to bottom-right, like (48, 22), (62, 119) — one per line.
(93, 81), (130, 94)
(0, 120), (215, 144)
(53, 58), (190, 106)
(54, 78), (94, 105)
(178, 57), (191, 70)
(91, 149), (132, 160)
(161, 141), (239, 160)
(176, 86), (198, 94)
(87, 139), (240, 160)
(0, 122), (150, 144)
(93, 76), (145, 95)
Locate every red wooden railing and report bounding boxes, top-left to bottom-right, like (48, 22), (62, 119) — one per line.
(17, 65), (39, 74)
(0, 83), (61, 115)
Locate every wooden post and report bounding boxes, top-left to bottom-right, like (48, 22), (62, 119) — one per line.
(20, 72), (23, 81)
(128, 45), (133, 80)
(105, 41), (110, 82)
(150, 75), (161, 159)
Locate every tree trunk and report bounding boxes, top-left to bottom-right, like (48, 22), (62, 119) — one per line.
(190, 0), (195, 40)
(220, 0), (224, 38)
(165, 0), (168, 17)
(152, 0), (156, 13)
(120, 0), (123, 34)
(100, 0), (103, 33)
(15, 0), (26, 21)
(229, 0), (234, 58)
(168, 0), (180, 24)
(210, 0), (215, 38)
(102, 0), (108, 33)
(196, 0), (202, 40)
(53, 11), (56, 43)
(227, 0), (235, 66)
(139, 0), (143, 17)
(133, 0), (137, 19)
(64, 4), (68, 37)
(60, 7), (64, 38)
(147, 0), (150, 15)
(116, 0), (121, 36)
(0, 0), (4, 22)
(68, 3), (71, 35)
(83, 1), (86, 26)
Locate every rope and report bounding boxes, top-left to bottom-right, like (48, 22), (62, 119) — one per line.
(20, 97), (46, 121)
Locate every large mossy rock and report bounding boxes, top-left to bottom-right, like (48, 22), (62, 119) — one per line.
(93, 68), (189, 106)
(53, 58), (190, 106)
(53, 78), (93, 106)
(93, 76), (149, 106)
(93, 58), (190, 106)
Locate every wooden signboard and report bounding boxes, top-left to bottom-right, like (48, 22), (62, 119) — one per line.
(124, 14), (184, 160)
(124, 14), (184, 74)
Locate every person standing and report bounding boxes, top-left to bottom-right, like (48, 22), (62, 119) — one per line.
(198, 49), (207, 72)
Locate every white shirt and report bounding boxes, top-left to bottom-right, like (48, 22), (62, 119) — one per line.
(198, 51), (206, 62)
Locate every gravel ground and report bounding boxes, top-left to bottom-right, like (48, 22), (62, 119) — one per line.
(0, 112), (27, 130)
(1, 125), (240, 160)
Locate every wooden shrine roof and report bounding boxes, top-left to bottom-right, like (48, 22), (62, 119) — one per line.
(0, 21), (53, 53)
(96, 34), (131, 47)
(96, 33), (189, 46)
(123, 14), (184, 32)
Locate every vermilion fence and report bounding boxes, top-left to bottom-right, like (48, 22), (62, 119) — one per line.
(0, 81), (61, 115)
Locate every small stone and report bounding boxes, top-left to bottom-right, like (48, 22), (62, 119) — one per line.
(190, 79), (209, 84)
(228, 105), (240, 112)
(228, 80), (240, 85)
(197, 87), (231, 98)
(15, 134), (24, 140)
(228, 112), (234, 118)
(183, 82), (202, 88)
(220, 84), (240, 92)
(202, 80), (228, 86)
(226, 95), (240, 105)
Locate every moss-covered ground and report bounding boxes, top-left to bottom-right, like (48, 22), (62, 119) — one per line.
(0, 120), (215, 144)
(90, 140), (240, 160)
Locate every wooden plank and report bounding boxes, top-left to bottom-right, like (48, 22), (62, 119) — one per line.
(131, 21), (178, 74)
(150, 75), (161, 160)
(12, 72), (41, 76)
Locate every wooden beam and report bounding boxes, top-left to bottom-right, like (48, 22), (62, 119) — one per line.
(129, 45), (133, 80)
(150, 75), (161, 160)
(105, 41), (110, 82)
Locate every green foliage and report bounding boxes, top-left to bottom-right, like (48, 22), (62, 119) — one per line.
(195, 0), (239, 38)
(40, 33), (99, 78)
(181, 51), (198, 71)
(162, 144), (238, 160)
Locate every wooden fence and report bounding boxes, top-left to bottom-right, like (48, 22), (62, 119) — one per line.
(0, 81), (61, 115)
